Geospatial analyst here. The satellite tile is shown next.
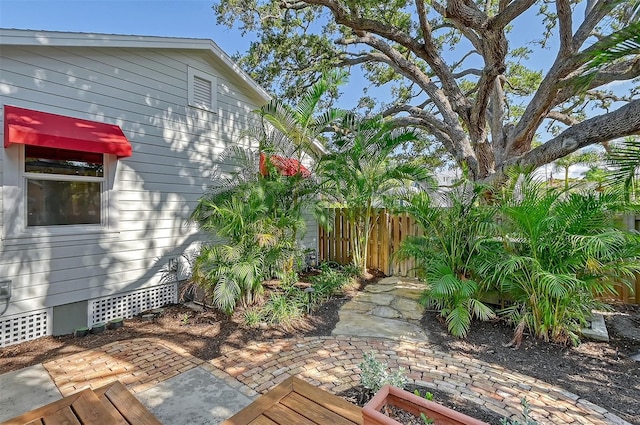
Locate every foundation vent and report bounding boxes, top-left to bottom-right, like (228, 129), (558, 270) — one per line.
(0, 309), (51, 347)
(89, 283), (177, 325)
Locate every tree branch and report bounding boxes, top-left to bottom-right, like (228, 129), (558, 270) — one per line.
(556, 57), (640, 104)
(545, 110), (580, 126)
(507, 99), (640, 171)
(556, 0), (574, 57)
(387, 116), (456, 155)
(302, 0), (470, 118)
(573, 0), (621, 50)
(382, 104), (449, 134)
(452, 68), (483, 78)
(489, 0), (537, 30)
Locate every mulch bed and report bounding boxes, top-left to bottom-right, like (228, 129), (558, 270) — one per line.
(1, 275), (639, 424)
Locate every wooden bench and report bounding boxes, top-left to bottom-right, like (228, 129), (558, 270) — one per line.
(222, 376), (362, 425)
(1, 381), (162, 425)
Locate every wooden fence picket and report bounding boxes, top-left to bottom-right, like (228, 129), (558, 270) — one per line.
(317, 209), (639, 304)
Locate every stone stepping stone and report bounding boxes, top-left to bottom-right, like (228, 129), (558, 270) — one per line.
(332, 311), (428, 341)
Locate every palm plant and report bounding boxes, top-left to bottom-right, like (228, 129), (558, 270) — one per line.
(492, 176), (640, 345)
(253, 71), (346, 257)
(582, 166), (608, 192)
(572, 1), (639, 91)
(606, 136), (640, 202)
(394, 183), (498, 338)
(189, 73), (347, 312)
(190, 145), (310, 312)
(257, 70), (346, 163)
(319, 115), (431, 275)
(552, 150), (601, 191)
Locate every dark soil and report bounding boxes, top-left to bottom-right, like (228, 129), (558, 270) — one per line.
(420, 305), (640, 425)
(1, 274), (639, 424)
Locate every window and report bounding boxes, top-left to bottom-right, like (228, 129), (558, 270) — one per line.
(188, 66), (217, 112)
(24, 146), (104, 227)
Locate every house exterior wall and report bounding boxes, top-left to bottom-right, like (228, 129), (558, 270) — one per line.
(0, 39), (294, 340)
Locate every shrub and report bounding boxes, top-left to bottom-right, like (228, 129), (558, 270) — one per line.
(260, 292), (305, 329)
(394, 185), (498, 338)
(491, 177), (640, 345)
(359, 351), (407, 395)
(309, 262), (354, 302)
(243, 307), (262, 328)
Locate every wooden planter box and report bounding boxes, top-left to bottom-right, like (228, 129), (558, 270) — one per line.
(362, 385), (489, 425)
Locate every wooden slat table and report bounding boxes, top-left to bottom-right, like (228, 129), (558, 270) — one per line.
(222, 376), (362, 425)
(1, 381), (161, 425)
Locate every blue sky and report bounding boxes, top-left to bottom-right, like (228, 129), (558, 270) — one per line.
(0, 0), (248, 54)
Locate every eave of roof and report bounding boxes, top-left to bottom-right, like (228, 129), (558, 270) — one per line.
(0, 28), (271, 103)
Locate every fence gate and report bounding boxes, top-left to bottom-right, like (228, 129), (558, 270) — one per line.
(318, 208), (423, 277)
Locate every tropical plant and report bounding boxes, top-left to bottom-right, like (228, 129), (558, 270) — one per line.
(190, 148), (309, 312)
(606, 136), (640, 202)
(252, 71), (346, 270)
(319, 115), (431, 275)
(189, 72), (349, 312)
(394, 183), (498, 338)
(491, 175), (640, 345)
(552, 150), (601, 191)
(582, 165), (609, 192)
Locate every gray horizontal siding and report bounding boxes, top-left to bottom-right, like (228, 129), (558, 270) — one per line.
(0, 44), (265, 317)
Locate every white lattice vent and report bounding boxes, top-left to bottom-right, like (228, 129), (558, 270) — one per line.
(0, 309), (51, 348)
(89, 283), (177, 325)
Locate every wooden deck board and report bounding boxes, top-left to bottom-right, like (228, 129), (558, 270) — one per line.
(247, 417), (278, 425)
(280, 392), (359, 425)
(39, 406), (81, 425)
(99, 381), (162, 425)
(72, 390), (119, 424)
(222, 376), (362, 425)
(262, 404), (318, 425)
(1, 381), (160, 425)
(292, 378), (363, 424)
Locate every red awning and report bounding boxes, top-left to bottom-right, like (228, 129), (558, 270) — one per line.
(4, 105), (132, 158)
(259, 152), (311, 178)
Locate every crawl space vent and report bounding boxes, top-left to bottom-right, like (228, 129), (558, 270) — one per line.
(89, 283), (177, 325)
(0, 309), (51, 347)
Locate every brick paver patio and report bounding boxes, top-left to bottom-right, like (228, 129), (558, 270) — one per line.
(43, 338), (204, 395)
(211, 336), (631, 425)
(40, 337), (630, 425)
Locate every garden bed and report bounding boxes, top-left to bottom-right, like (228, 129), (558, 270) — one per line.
(1, 277), (639, 424)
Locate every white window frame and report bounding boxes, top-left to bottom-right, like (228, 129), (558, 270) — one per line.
(187, 66), (218, 113)
(1, 144), (119, 240)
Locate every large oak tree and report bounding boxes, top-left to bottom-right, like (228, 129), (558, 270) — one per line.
(214, 0), (640, 181)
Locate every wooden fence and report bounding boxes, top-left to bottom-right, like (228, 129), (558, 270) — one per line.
(318, 208), (640, 304)
(318, 208), (423, 277)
